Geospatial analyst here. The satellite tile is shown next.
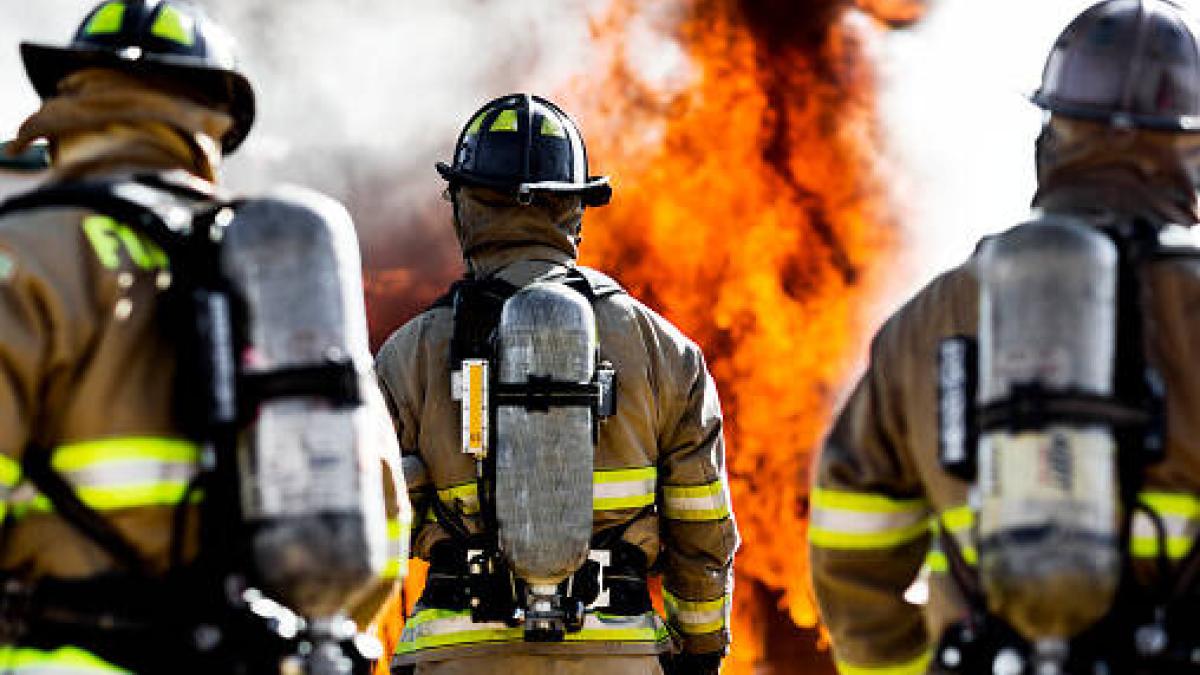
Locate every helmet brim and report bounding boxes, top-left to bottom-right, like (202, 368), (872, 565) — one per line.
(20, 42), (256, 154)
(436, 162), (612, 207)
(1031, 88), (1200, 133)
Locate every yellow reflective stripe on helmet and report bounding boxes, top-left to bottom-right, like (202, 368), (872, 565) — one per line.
(810, 488), (929, 550)
(593, 466), (656, 511)
(490, 110), (519, 132)
(150, 4), (196, 46)
(1132, 491), (1200, 560)
(663, 589), (729, 635)
(395, 607), (668, 654)
(83, 3), (126, 36)
(662, 480), (730, 521)
(437, 481), (480, 515)
(540, 116), (566, 138)
(0, 645), (131, 674)
(834, 650), (933, 675)
(465, 110), (489, 135)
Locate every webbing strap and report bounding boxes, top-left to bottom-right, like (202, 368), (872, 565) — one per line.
(20, 446), (150, 576)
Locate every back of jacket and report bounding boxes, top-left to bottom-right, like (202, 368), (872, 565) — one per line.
(0, 174), (191, 579)
(376, 252), (738, 664)
(810, 213), (1200, 673)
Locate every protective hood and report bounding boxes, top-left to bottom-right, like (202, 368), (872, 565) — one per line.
(453, 186), (584, 270)
(1033, 116), (1200, 226)
(11, 67), (231, 182)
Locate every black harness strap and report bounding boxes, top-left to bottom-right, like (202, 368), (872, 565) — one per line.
(20, 447), (151, 576)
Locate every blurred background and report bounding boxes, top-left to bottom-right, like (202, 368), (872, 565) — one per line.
(0, 0), (1111, 672)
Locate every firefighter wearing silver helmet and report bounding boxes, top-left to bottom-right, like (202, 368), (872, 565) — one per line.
(811, 1), (1200, 673)
(0, 1), (408, 672)
(376, 94), (739, 675)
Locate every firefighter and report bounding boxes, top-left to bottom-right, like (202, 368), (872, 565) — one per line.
(0, 1), (406, 672)
(810, 0), (1200, 673)
(375, 93), (738, 675)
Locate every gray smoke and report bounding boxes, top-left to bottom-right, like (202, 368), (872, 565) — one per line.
(0, 1), (607, 327)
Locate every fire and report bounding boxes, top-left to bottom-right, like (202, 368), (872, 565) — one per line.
(366, 1), (926, 671)
(564, 0), (926, 671)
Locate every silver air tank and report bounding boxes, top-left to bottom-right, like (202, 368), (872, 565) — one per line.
(494, 281), (596, 636)
(976, 217), (1121, 644)
(221, 187), (390, 620)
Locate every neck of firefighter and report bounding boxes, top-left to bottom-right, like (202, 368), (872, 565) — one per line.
(454, 186), (584, 277)
(11, 68), (231, 184)
(1032, 118), (1200, 227)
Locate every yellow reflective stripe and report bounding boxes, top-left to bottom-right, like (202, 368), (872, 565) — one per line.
(812, 488), (926, 514)
(1132, 491), (1200, 560)
(810, 520), (929, 550)
(593, 466), (656, 511)
(150, 4), (196, 46)
(663, 589), (729, 635)
(810, 489), (929, 550)
(662, 480), (730, 521)
(835, 650), (933, 675)
(0, 455), (20, 488)
(440, 469), (661, 514)
(53, 438), (198, 471)
(940, 504), (974, 533)
(383, 516), (410, 580)
(540, 116), (566, 138)
(83, 3), (126, 36)
(465, 110), (489, 135)
(438, 482), (480, 515)
(0, 645), (130, 673)
(9, 438), (200, 513)
(396, 607), (668, 654)
(1140, 491), (1200, 518)
(490, 110), (519, 132)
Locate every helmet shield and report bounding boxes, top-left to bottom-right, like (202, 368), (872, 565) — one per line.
(1033, 0), (1200, 131)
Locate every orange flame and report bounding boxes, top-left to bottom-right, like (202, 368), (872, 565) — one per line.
(367, 1), (926, 671)
(562, 0), (925, 670)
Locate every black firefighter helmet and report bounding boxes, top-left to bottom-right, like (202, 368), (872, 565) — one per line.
(21, 0), (255, 153)
(1032, 0), (1200, 131)
(437, 94), (612, 207)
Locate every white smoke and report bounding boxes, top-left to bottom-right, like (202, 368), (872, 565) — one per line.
(878, 0), (1104, 295)
(0, 0), (610, 269)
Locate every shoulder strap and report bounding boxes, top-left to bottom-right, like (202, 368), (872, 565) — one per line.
(567, 266), (625, 301)
(0, 176), (219, 259)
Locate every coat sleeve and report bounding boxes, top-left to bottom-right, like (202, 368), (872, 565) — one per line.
(656, 339), (739, 656)
(374, 329), (434, 559)
(809, 322), (934, 675)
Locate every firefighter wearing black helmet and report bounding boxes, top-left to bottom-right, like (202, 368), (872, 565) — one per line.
(0, 2), (407, 673)
(377, 94), (738, 675)
(810, 1), (1200, 673)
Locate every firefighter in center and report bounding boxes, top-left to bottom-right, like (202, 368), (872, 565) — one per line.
(376, 94), (739, 674)
(811, 1), (1200, 673)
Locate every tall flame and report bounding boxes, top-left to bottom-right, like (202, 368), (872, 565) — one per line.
(368, 1), (927, 671)
(563, 0), (925, 670)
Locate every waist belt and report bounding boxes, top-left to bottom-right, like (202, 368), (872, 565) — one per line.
(422, 541), (653, 620)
